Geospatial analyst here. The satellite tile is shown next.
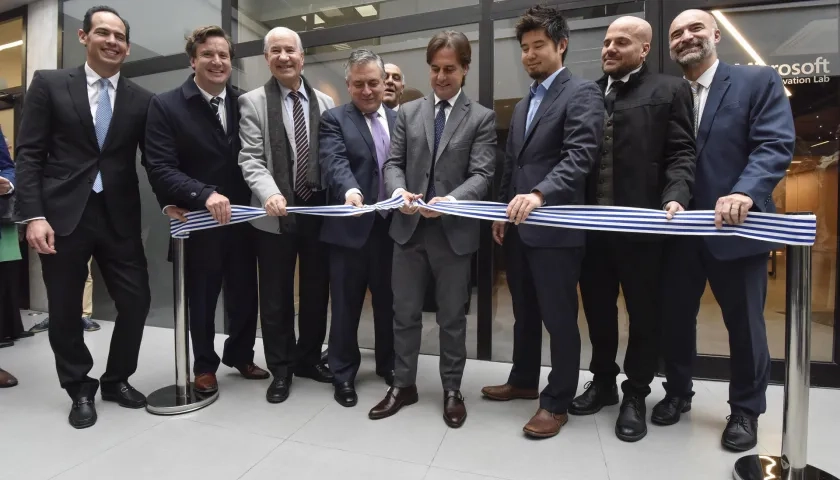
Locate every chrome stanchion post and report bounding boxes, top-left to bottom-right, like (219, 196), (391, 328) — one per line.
(733, 212), (836, 480)
(146, 237), (219, 415)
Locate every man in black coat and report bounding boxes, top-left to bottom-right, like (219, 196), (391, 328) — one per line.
(569, 16), (695, 442)
(15, 6), (152, 428)
(144, 26), (268, 395)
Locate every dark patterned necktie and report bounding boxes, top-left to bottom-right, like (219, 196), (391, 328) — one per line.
(290, 91), (312, 201)
(427, 100), (449, 199)
(209, 96), (224, 133)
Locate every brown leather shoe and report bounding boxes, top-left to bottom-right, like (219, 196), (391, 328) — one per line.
(194, 373), (218, 393)
(523, 408), (568, 439)
(481, 383), (539, 401)
(443, 390), (467, 428)
(368, 385), (418, 420)
(0, 368), (18, 388)
(236, 362), (270, 380)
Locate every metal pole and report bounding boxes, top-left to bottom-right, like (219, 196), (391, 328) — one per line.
(146, 237), (219, 415)
(733, 213), (836, 480)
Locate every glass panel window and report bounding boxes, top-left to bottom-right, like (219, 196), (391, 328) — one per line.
(62, 0), (223, 66)
(0, 17), (23, 89)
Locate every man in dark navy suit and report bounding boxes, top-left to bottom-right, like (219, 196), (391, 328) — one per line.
(654, 9), (794, 452)
(144, 26), (269, 396)
(319, 49), (397, 407)
(480, 5), (604, 439)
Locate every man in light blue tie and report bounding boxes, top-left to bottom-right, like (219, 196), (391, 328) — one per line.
(318, 49), (398, 407)
(15, 5), (153, 429)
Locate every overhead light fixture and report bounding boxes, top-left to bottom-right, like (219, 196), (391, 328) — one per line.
(0, 40), (22, 52)
(333, 43), (352, 51)
(811, 140), (829, 148)
(300, 14), (325, 24)
(355, 5), (378, 17)
(321, 8), (343, 17)
(711, 10), (792, 97)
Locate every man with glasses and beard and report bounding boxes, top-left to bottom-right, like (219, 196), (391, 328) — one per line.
(569, 16), (695, 443)
(655, 9), (794, 451)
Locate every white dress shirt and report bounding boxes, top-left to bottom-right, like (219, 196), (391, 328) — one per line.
(346, 103), (390, 201)
(194, 78), (227, 133)
(690, 59), (720, 124)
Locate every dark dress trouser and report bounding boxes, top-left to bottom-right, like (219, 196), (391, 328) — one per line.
(660, 235), (771, 418)
(505, 225), (584, 414)
(41, 192), (150, 399)
(257, 205), (330, 379)
(185, 222), (259, 375)
(328, 213), (395, 384)
(579, 231), (664, 397)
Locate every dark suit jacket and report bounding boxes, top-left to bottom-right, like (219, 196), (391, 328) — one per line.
(15, 65), (153, 237)
(498, 68), (605, 248)
(318, 103), (397, 249)
(693, 61), (794, 260)
(383, 93), (497, 256)
(144, 75), (251, 211)
(589, 63), (696, 240)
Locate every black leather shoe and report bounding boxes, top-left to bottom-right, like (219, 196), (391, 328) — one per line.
(615, 395), (647, 442)
(443, 390), (467, 428)
(69, 397), (97, 429)
(334, 382), (357, 407)
(266, 375), (291, 404)
(101, 382), (147, 409)
(651, 396), (692, 426)
(296, 363), (334, 383)
(722, 415), (758, 452)
(569, 381), (619, 415)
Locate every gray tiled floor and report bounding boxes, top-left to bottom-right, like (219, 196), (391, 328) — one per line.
(3, 319), (840, 480)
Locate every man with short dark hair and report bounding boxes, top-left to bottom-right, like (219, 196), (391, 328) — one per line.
(480, 5), (604, 439)
(16, 5), (152, 428)
(368, 30), (496, 428)
(570, 16), (695, 443)
(144, 26), (268, 396)
(319, 49), (397, 408)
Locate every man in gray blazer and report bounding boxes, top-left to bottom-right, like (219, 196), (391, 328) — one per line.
(238, 26), (336, 404)
(480, 5), (604, 439)
(368, 30), (496, 428)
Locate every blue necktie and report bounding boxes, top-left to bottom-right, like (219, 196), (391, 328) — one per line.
(93, 78), (111, 193)
(428, 100), (448, 199)
(367, 111), (389, 202)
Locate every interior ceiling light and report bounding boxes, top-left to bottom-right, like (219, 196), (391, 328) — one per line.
(355, 5), (378, 17)
(299, 14), (325, 24)
(811, 140), (829, 148)
(0, 40), (22, 51)
(711, 10), (792, 97)
(321, 8), (343, 17)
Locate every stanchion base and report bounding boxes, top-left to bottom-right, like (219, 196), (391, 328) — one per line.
(734, 455), (838, 480)
(145, 383), (219, 416)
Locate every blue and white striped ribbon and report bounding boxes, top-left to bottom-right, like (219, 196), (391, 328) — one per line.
(169, 198), (816, 246)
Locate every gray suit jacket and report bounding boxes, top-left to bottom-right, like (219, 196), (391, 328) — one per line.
(238, 83), (335, 234)
(383, 92), (496, 255)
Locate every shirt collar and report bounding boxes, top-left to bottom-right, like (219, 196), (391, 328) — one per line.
(529, 66), (565, 97)
(691, 59), (719, 90)
(193, 77), (227, 103)
(434, 89), (461, 107)
(362, 103), (387, 119)
(85, 62), (119, 89)
(279, 78), (308, 102)
(607, 63), (643, 92)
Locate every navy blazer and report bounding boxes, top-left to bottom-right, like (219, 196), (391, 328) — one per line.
(319, 103), (397, 249)
(144, 75), (252, 211)
(498, 68), (605, 248)
(692, 62), (794, 260)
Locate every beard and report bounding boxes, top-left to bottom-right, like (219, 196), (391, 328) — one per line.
(670, 36), (715, 66)
(603, 57), (642, 80)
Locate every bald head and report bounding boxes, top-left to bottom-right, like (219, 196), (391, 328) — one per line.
(601, 16), (651, 79)
(668, 9), (720, 71)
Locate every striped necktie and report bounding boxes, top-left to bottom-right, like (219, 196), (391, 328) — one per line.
(690, 81), (701, 136)
(92, 78), (111, 193)
(209, 96), (225, 133)
(290, 91), (312, 201)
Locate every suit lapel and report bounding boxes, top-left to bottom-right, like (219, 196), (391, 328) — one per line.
(348, 104), (376, 160)
(423, 96), (435, 158)
(696, 63), (731, 157)
(522, 69), (569, 148)
(101, 76), (133, 152)
(68, 67), (98, 150)
(513, 98), (529, 160)
(434, 93), (469, 163)
(385, 107), (396, 133)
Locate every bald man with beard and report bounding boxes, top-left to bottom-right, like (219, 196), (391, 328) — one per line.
(569, 16), (695, 442)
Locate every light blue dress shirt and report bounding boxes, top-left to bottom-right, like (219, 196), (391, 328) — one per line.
(526, 66), (565, 133)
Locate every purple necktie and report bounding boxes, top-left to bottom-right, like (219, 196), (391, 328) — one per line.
(367, 111), (389, 202)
